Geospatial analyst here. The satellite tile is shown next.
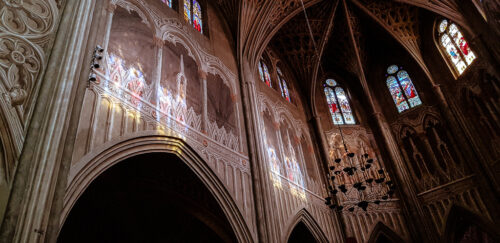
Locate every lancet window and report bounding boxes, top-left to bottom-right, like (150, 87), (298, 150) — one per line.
(324, 79), (355, 125)
(258, 61), (272, 88)
(437, 19), (476, 75)
(386, 65), (422, 113)
(277, 68), (291, 102)
(184, 0), (203, 33)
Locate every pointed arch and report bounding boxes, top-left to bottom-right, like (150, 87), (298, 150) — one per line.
(324, 79), (356, 125)
(282, 208), (329, 243)
(277, 67), (291, 102)
(62, 134), (253, 243)
(367, 222), (405, 243)
(386, 65), (422, 113)
(435, 18), (476, 77)
(114, 0), (156, 32)
(443, 204), (500, 243)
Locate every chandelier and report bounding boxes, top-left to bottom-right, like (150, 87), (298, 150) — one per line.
(323, 125), (396, 212)
(293, 0), (396, 211)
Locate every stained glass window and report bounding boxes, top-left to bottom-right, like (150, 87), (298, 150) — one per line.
(437, 19), (476, 75)
(386, 65), (422, 113)
(184, 0), (203, 33)
(324, 79), (355, 125)
(193, 0), (203, 33)
(184, 0), (191, 23)
(258, 61), (272, 88)
(277, 68), (291, 102)
(161, 0), (172, 8)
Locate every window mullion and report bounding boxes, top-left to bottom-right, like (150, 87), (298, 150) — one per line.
(446, 32), (468, 65)
(334, 93), (346, 124)
(395, 75), (412, 108)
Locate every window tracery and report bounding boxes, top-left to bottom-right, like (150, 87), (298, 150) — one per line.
(437, 19), (476, 75)
(277, 68), (291, 102)
(324, 79), (355, 125)
(386, 65), (422, 113)
(184, 0), (203, 33)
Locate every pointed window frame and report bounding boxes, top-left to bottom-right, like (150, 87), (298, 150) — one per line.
(386, 65), (422, 113)
(277, 67), (291, 102)
(258, 60), (272, 88)
(184, 0), (203, 33)
(324, 79), (356, 125)
(436, 19), (476, 77)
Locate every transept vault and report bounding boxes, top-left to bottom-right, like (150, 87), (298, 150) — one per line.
(0, 0), (498, 242)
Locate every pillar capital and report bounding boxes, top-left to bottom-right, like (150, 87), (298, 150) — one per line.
(273, 121), (280, 130)
(153, 36), (164, 47)
(106, 2), (117, 13)
(230, 93), (238, 103)
(198, 69), (208, 79)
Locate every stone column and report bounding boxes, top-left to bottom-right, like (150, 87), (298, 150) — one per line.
(239, 59), (279, 242)
(152, 37), (164, 108)
(102, 2), (116, 76)
(0, 0), (99, 242)
(309, 115), (347, 243)
(342, 0), (438, 239)
(199, 70), (208, 133)
(103, 2), (116, 54)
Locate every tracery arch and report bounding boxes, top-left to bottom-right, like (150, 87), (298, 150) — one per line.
(323, 79), (355, 125)
(436, 19), (476, 76)
(386, 65), (422, 113)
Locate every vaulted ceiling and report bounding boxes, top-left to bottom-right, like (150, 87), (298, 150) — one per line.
(213, 0), (469, 102)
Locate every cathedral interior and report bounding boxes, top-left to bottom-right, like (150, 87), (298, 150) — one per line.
(0, 0), (499, 242)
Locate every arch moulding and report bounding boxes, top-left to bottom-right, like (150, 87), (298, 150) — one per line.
(62, 134), (254, 243)
(281, 208), (329, 243)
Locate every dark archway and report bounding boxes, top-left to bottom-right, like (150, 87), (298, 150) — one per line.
(443, 205), (500, 243)
(367, 222), (405, 243)
(287, 221), (318, 243)
(58, 153), (237, 243)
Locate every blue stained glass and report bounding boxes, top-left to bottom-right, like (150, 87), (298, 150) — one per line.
(335, 87), (355, 124)
(387, 65), (398, 75)
(387, 76), (409, 112)
(262, 62), (272, 88)
(324, 87), (343, 125)
(438, 19), (476, 76)
(161, 0), (172, 8)
(326, 79), (337, 86)
(258, 62), (265, 82)
(397, 71), (422, 108)
(193, 0), (202, 33)
(277, 68), (290, 102)
(184, 0), (191, 23)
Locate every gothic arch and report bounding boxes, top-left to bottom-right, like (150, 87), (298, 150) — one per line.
(442, 204), (500, 242)
(113, 0), (156, 32)
(367, 222), (405, 243)
(282, 208), (329, 243)
(62, 134), (253, 243)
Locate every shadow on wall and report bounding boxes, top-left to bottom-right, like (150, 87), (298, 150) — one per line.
(58, 153), (237, 243)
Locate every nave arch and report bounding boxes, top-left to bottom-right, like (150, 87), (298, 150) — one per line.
(62, 134), (253, 242)
(442, 204), (500, 243)
(366, 222), (405, 243)
(282, 208), (329, 243)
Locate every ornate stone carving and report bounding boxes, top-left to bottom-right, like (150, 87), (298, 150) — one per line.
(0, 0), (58, 36)
(0, 35), (41, 107)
